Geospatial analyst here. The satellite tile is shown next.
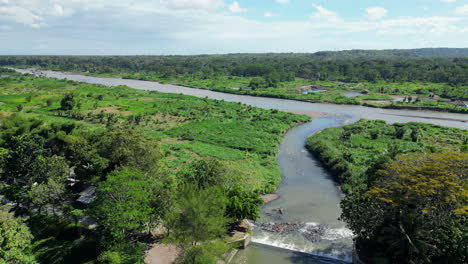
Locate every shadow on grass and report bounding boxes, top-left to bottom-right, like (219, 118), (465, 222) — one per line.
(28, 214), (101, 264)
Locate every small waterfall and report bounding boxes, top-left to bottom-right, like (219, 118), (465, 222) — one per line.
(250, 222), (354, 263)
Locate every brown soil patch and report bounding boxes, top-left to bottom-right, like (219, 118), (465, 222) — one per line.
(145, 244), (179, 264)
(26, 105), (42, 109)
(161, 137), (189, 145)
(87, 106), (131, 116)
(261, 194), (279, 204)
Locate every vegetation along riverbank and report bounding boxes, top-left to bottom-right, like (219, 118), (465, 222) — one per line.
(1, 49), (467, 114)
(0, 69), (309, 263)
(306, 119), (468, 263)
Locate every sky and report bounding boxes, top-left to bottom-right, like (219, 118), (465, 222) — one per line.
(0, 0), (467, 55)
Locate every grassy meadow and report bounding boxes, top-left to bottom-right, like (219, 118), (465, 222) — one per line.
(306, 119), (468, 193)
(0, 73), (309, 193)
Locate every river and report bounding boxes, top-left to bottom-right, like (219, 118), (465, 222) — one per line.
(15, 69), (468, 263)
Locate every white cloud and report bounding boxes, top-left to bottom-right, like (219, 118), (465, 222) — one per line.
(455, 5), (468, 15)
(0, 0), (467, 54)
(163, 0), (225, 10)
(51, 4), (75, 17)
(228, 1), (247, 13)
(311, 5), (340, 23)
(366, 7), (387, 20)
(0, 5), (45, 27)
(276, 0), (289, 4)
(441, 0), (457, 3)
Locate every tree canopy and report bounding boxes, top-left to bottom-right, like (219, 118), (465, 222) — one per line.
(0, 208), (35, 264)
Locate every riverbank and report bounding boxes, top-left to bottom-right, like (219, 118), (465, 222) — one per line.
(14, 68), (468, 114)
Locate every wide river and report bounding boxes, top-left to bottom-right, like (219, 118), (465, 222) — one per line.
(16, 69), (468, 263)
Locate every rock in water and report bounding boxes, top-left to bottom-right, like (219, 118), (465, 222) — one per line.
(255, 222), (305, 233)
(301, 224), (326, 242)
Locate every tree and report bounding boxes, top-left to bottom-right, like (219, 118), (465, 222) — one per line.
(248, 77), (266, 90)
(97, 251), (122, 264)
(226, 185), (263, 222)
(179, 158), (230, 189)
(30, 179), (66, 215)
(60, 93), (75, 110)
(166, 185), (228, 246)
(342, 152), (468, 263)
(367, 152), (467, 220)
(0, 147), (8, 173)
(4, 134), (47, 185)
(91, 168), (161, 240)
(175, 241), (229, 264)
(98, 127), (161, 173)
(0, 208), (35, 264)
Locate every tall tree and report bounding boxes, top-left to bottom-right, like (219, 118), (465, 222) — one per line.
(98, 127), (161, 173)
(0, 208), (35, 264)
(166, 185), (228, 246)
(91, 168), (161, 240)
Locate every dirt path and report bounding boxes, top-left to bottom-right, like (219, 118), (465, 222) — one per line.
(144, 244), (179, 264)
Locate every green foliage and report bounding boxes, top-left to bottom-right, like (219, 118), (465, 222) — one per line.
(28, 214), (100, 264)
(248, 77), (266, 89)
(175, 241), (230, 264)
(178, 158), (234, 189)
(306, 119), (467, 193)
(0, 208), (35, 264)
(98, 127), (161, 173)
(97, 251), (123, 264)
(91, 168), (162, 240)
(60, 93), (76, 110)
(2, 51), (468, 112)
(3, 133), (47, 185)
(226, 185), (263, 221)
(340, 152), (468, 263)
(165, 185), (228, 246)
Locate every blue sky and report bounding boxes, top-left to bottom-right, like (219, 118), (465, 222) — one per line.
(0, 0), (467, 55)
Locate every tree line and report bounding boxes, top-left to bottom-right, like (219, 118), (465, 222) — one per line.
(1, 53), (467, 87)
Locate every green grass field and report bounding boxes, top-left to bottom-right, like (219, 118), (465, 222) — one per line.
(306, 119), (468, 193)
(0, 75), (309, 193)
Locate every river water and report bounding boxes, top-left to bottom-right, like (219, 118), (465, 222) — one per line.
(15, 69), (467, 263)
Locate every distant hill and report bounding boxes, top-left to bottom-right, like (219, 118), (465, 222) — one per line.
(312, 48), (468, 58)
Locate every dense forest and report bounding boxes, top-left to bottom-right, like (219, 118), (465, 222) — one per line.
(2, 51), (468, 85)
(0, 72), (309, 263)
(306, 120), (467, 263)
